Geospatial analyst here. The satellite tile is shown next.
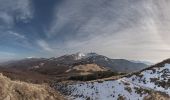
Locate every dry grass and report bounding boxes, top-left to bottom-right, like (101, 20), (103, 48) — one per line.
(73, 64), (108, 71)
(65, 64), (108, 75)
(144, 92), (170, 100)
(0, 73), (65, 100)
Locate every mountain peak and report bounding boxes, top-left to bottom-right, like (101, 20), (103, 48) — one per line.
(72, 52), (86, 60)
(72, 52), (99, 60)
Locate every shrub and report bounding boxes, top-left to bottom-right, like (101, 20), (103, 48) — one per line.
(68, 71), (126, 81)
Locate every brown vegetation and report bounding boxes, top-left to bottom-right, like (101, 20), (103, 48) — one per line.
(0, 73), (65, 100)
(144, 92), (170, 100)
(68, 71), (126, 81)
(0, 67), (52, 84)
(65, 64), (108, 74)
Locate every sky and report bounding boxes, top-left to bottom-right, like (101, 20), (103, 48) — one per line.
(0, 0), (170, 63)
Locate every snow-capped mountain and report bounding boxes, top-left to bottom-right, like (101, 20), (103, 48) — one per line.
(74, 52), (86, 60)
(56, 59), (170, 100)
(63, 52), (99, 60)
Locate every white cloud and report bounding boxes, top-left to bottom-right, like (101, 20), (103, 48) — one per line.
(0, 31), (35, 50)
(0, 12), (14, 28)
(48, 0), (170, 62)
(37, 40), (53, 52)
(0, 0), (33, 28)
(8, 31), (26, 39)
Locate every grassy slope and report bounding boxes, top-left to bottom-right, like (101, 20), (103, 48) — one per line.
(0, 73), (65, 100)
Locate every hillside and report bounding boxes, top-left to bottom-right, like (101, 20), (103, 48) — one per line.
(65, 64), (108, 75)
(55, 59), (170, 100)
(0, 73), (65, 100)
(74, 53), (148, 72)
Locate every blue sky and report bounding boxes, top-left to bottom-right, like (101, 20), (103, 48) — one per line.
(0, 0), (170, 62)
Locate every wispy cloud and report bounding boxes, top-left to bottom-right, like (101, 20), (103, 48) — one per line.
(47, 0), (170, 62)
(0, 30), (35, 51)
(0, 12), (13, 28)
(8, 31), (26, 39)
(0, 0), (33, 28)
(37, 40), (53, 52)
(1, 0), (170, 63)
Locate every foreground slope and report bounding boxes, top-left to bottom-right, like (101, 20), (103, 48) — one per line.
(56, 59), (170, 100)
(0, 73), (65, 100)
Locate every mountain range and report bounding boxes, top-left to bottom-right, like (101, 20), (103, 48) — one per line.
(0, 52), (149, 84)
(0, 52), (148, 74)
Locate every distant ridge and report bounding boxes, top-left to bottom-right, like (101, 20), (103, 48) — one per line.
(1, 52), (148, 74)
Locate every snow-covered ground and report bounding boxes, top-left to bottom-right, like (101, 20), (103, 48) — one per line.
(61, 64), (170, 100)
(67, 79), (147, 100)
(128, 64), (170, 94)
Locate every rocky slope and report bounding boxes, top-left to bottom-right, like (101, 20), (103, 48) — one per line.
(56, 59), (170, 100)
(0, 73), (65, 100)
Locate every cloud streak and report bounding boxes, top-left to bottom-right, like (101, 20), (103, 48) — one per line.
(37, 40), (53, 52)
(8, 31), (26, 39)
